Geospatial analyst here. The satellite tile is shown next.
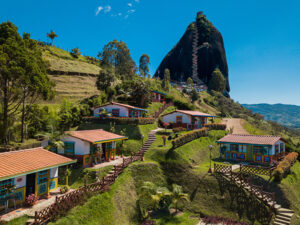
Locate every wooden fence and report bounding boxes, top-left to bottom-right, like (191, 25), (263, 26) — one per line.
(32, 154), (143, 224)
(240, 164), (274, 178)
(214, 163), (232, 174)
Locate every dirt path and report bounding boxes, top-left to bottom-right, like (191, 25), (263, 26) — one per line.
(222, 118), (249, 135)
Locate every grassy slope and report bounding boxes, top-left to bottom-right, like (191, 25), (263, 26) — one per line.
(42, 46), (101, 74)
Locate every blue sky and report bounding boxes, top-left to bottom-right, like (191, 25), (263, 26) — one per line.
(1, 0), (300, 105)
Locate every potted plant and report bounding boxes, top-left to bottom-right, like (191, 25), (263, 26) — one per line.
(25, 194), (39, 206)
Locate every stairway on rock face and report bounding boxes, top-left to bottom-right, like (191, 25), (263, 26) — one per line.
(191, 19), (202, 85)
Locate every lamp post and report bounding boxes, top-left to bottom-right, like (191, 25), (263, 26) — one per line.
(208, 145), (213, 173)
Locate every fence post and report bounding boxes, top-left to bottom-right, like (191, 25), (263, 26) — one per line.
(35, 211), (38, 225)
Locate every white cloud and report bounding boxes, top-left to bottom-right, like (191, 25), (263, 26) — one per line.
(118, 13), (122, 16)
(134, 0), (140, 2)
(104, 5), (112, 13)
(128, 9), (135, 13)
(124, 15), (129, 19)
(96, 6), (103, 16)
(128, 3), (132, 7)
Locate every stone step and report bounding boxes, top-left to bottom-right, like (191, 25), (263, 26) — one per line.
(277, 212), (294, 219)
(277, 214), (293, 221)
(274, 221), (288, 225)
(277, 208), (294, 214)
(274, 218), (290, 225)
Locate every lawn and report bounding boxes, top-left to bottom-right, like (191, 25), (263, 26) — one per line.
(146, 102), (163, 116)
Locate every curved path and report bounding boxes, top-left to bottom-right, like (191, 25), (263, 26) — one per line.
(222, 118), (249, 135)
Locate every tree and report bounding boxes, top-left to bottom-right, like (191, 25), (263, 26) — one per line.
(46, 30), (58, 46)
(98, 40), (136, 78)
(190, 88), (199, 102)
(139, 54), (150, 78)
(130, 79), (151, 107)
(70, 47), (81, 58)
(162, 68), (170, 91)
(0, 22), (54, 144)
(208, 68), (226, 92)
(96, 67), (115, 91)
(187, 77), (193, 87)
(170, 184), (189, 213)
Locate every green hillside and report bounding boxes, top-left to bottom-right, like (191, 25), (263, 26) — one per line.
(243, 103), (300, 129)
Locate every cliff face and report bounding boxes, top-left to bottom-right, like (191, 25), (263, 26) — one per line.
(154, 12), (230, 93)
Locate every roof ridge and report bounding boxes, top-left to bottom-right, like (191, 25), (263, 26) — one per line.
(228, 134), (281, 137)
(68, 129), (104, 132)
(0, 147), (44, 156)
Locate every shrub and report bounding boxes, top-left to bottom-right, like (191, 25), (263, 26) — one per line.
(172, 128), (208, 149)
(273, 152), (298, 182)
(60, 185), (70, 194)
(204, 123), (226, 130)
(25, 194), (39, 206)
(172, 127), (187, 133)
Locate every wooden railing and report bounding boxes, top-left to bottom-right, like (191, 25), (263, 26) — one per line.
(32, 153), (144, 224)
(214, 163), (232, 174)
(153, 102), (173, 118)
(240, 164), (275, 178)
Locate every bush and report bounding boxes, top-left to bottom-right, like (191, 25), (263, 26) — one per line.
(172, 127), (187, 133)
(25, 194), (39, 206)
(60, 185), (70, 194)
(273, 152), (298, 182)
(172, 128), (208, 149)
(204, 123), (226, 130)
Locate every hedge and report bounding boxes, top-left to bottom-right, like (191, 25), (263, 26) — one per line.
(204, 123), (226, 130)
(85, 117), (155, 125)
(273, 152), (298, 182)
(172, 128), (208, 149)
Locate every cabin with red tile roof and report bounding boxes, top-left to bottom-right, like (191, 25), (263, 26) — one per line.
(217, 134), (285, 164)
(0, 147), (75, 207)
(162, 110), (215, 130)
(151, 90), (166, 103)
(44, 129), (128, 167)
(93, 102), (147, 118)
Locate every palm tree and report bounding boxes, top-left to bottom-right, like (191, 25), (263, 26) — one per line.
(47, 30), (58, 46)
(140, 182), (171, 210)
(170, 184), (189, 213)
(36, 125), (64, 152)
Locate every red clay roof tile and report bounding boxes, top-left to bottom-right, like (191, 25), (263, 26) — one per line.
(66, 129), (127, 143)
(0, 147), (76, 180)
(217, 134), (282, 145)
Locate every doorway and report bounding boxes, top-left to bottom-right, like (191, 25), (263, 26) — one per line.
(101, 143), (106, 161)
(26, 173), (36, 197)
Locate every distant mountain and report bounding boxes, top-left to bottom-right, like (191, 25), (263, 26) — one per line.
(242, 103), (300, 129)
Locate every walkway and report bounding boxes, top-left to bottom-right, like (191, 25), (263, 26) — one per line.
(222, 118), (249, 135)
(0, 189), (63, 222)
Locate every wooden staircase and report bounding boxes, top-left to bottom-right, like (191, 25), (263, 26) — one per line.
(224, 171), (294, 225)
(135, 131), (156, 158)
(153, 102), (173, 119)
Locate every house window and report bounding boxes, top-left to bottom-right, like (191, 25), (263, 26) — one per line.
(64, 141), (75, 155)
(231, 153), (238, 159)
(37, 170), (49, 184)
(239, 145), (247, 153)
(255, 155), (262, 162)
(0, 179), (14, 198)
(230, 144), (239, 151)
(264, 156), (271, 163)
(253, 146), (263, 154)
(239, 154), (245, 160)
(176, 116), (183, 123)
(112, 109), (120, 117)
(225, 152), (230, 159)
